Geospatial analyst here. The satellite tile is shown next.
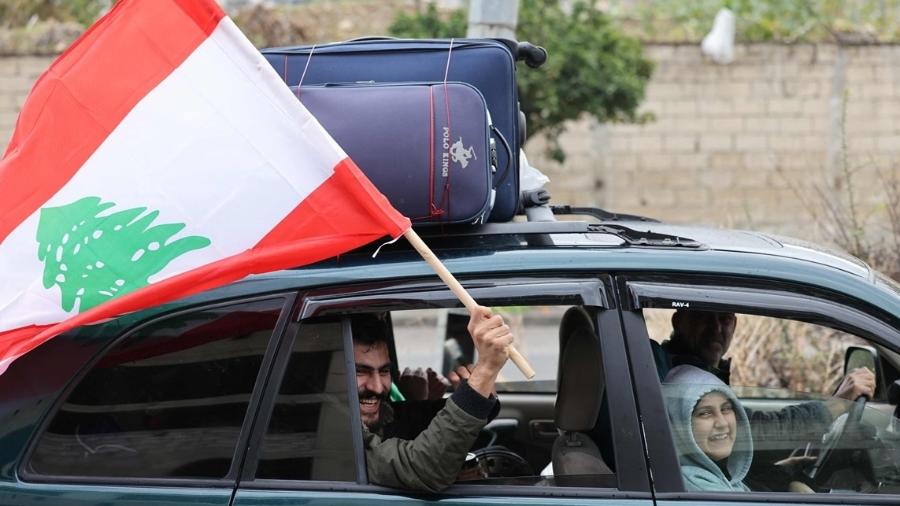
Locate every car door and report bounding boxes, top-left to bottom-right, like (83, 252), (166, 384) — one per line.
(617, 275), (900, 505)
(233, 275), (655, 505)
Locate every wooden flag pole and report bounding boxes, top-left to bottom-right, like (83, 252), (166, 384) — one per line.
(403, 228), (536, 380)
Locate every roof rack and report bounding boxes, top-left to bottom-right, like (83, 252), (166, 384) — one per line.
(549, 205), (659, 223)
(406, 206), (703, 249)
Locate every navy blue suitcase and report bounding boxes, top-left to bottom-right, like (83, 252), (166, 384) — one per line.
(262, 38), (523, 222)
(296, 82), (498, 225)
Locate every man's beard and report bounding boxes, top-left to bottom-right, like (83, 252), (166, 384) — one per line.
(359, 389), (392, 432)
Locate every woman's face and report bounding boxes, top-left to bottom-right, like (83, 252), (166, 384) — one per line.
(691, 391), (737, 462)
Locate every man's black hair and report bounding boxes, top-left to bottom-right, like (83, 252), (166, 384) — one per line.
(351, 314), (391, 348)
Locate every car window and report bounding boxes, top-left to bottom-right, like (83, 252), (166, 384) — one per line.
(647, 308), (900, 495)
(253, 319), (355, 481)
(644, 309), (867, 395)
(661, 380), (897, 494)
(26, 297), (285, 479)
(392, 306), (561, 393)
(390, 305), (617, 488)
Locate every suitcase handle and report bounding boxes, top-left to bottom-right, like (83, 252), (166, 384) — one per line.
(515, 42), (548, 69)
(342, 36), (399, 43)
(491, 125), (513, 186)
(495, 39), (548, 69)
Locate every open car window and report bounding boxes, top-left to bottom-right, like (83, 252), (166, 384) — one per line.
(242, 278), (650, 495)
(392, 306), (561, 394)
(390, 304), (614, 487)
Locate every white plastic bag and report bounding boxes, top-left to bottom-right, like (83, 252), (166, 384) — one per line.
(701, 8), (736, 65)
(519, 150), (550, 192)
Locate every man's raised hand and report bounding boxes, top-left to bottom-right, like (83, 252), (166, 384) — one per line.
(466, 305), (513, 398)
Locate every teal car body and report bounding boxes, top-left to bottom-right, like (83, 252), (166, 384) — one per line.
(1, 217), (899, 505)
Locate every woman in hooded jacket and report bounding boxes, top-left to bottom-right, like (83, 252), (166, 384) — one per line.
(664, 364), (753, 492)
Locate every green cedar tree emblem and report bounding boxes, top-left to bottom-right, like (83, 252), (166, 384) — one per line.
(36, 197), (211, 313)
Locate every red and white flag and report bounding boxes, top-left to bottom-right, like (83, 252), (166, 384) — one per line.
(0, 0), (410, 374)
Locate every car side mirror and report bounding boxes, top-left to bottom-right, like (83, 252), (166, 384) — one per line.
(845, 345), (877, 375)
(845, 345), (881, 400)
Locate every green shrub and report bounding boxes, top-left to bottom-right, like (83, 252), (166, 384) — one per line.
(0, 0), (108, 28)
(628, 0), (898, 43)
(389, 0), (653, 162)
(388, 2), (467, 39)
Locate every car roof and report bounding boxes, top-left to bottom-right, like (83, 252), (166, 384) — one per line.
(163, 210), (898, 321)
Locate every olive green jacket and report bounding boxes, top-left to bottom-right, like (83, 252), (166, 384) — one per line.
(363, 381), (496, 492)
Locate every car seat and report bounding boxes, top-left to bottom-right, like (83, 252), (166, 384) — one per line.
(551, 307), (612, 476)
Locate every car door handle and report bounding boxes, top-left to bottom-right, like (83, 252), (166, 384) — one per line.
(529, 419), (558, 439)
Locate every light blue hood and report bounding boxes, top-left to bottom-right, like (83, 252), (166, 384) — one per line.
(663, 365), (753, 492)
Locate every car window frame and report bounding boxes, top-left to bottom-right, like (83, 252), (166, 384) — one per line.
(237, 274), (655, 499)
(18, 293), (296, 488)
(618, 273), (900, 504)
(238, 310), (365, 484)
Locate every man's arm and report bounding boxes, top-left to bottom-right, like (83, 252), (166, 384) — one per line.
(746, 368), (876, 442)
(824, 367), (875, 419)
(746, 402), (833, 442)
(364, 380), (495, 492)
(364, 305), (512, 492)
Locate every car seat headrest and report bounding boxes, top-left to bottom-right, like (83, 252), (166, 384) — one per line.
(555, 307), (604, 432)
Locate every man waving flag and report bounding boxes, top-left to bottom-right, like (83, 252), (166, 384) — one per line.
(0, 0), (410, 375)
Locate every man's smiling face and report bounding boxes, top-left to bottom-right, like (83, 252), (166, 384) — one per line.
(354, 340), (392, 429)
(673, 311), (736, 367)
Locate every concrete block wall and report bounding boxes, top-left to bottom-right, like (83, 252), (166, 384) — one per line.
(527, 43), (900, 238)
(0, 56), (54, 147)
(2, 45), (898, 241)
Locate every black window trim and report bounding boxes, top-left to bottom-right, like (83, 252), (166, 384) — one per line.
(626, 281), (900, 348)
(620, 275), (900, 499)
(237, 315), (300, 482)
(593, 302), (652, 492)
(19, 292), (297, 487)
(618, 307), (684, 494)
(298, 276), (608, 320)
(238, 312), (363, 484)
(342, 317), (368, 484)
(238, 274), (657, 497)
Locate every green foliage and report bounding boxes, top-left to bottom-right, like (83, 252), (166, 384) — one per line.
(390, 1), (653, 162)
(388, 1), (467, 39)
(517, 0), (653, 161)
(0, 0), (109, 28)
(629, 0), (900, 43)
(37, 197), (210, 313)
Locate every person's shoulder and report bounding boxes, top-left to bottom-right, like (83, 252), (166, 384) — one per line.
(681, 464), (732, 492)
(361, 424), (381, 447)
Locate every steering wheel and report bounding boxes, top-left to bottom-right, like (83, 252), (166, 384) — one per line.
(807, 395), (868, 486)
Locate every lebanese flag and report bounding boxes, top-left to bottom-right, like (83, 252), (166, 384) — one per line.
(0, 0), (410, 374)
